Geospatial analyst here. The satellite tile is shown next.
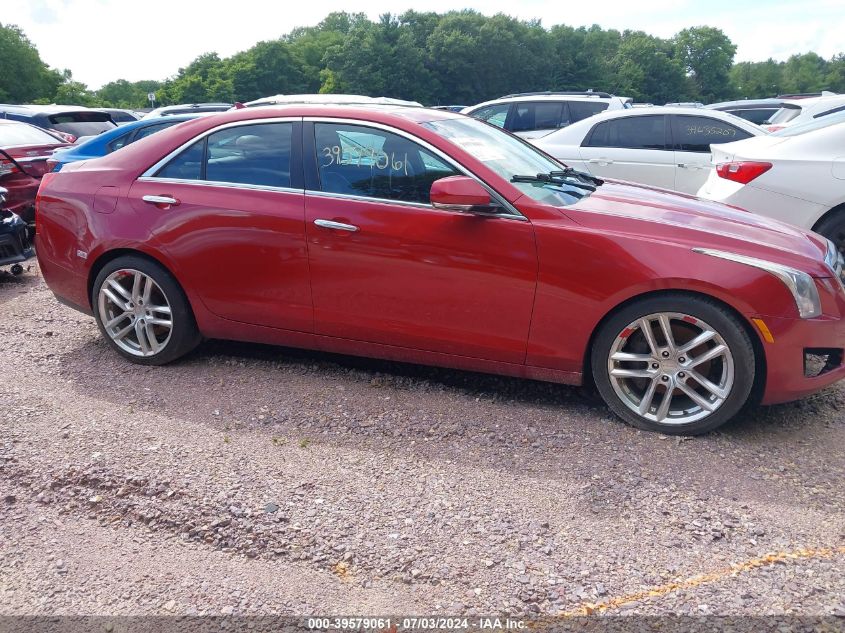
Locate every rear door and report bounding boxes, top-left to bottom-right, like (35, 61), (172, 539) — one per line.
(509, 102), (569, 139)
(578, 114), (674, 188)
(670, 114), (754, 194)
(131, 118), (313, 332)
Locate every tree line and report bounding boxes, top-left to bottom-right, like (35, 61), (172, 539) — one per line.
(3, 11), (845, 109)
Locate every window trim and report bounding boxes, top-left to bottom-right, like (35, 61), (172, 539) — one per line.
(582, 114), (669, 151)
(302, 117), (525, 221)
(140, 117), (304, 191)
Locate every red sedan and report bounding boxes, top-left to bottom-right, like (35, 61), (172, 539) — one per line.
(35, 105), (845, 435)
(0, 120), (72, 223)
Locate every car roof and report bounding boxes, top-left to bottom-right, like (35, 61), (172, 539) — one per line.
(0, 104), (106, 114)
(465, 93), (627, 111)
(706, 98), (787, 109)
(242, 94), (423, 108)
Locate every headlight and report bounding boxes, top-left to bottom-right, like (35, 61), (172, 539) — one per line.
(824, 239), (845, 291)
(693, 247), (821, 319)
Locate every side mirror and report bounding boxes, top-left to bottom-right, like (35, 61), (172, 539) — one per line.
(430, 176), (494, 212)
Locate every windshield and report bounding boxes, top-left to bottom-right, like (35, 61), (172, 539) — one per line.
(0, 123), (64, 147)
(772, 108), (845, 137)
(766, 105), (802, 124)
(422, 117), (587, 207)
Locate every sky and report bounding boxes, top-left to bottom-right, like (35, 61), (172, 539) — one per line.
(4, 0), (844, 89)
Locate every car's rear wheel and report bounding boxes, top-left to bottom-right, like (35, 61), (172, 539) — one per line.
(92, 256), (201, 365)
(591, 294), (756, 435)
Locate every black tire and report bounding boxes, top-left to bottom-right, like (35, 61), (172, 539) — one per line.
(814, 208), (845, 256)
(590, 293), (756, 435)
(92, 255), (201, 365)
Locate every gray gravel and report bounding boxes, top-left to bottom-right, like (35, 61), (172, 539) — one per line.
(1, 265), (844, 617)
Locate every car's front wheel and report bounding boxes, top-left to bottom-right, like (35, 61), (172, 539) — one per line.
(92, 256), (201, 365)
(591, 294), (756, 435)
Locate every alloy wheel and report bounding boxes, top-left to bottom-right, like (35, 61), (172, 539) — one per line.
(97, 269), (173, 357)
(606, 312), (735, 425)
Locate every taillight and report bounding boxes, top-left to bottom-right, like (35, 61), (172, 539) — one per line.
(48, 129), (77, 143)
(715, 161), (773, 184)
(0, 157), (20, 177)
(765, 125), (784, 133)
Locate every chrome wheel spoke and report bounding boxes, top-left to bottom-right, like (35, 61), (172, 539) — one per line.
(105, 312), (130, 329)
(657, 314), (677, 353)
(112, 321), (135, 342)
(688, 344), (727, 367)
(654, 383), (674, 422)
(148, 304), (171, 315)
(610, 367), (654, 379)
(142, 275), (154, 304)
(103, 287), (130, 311)
(688, 369), (729, 400)
(131, 272), (143, 304)
(678, 329), (716, 354)
(148, 317), (172, 328)
(639, 317), (659, 355)
(610, 352), (652, 363)
(638, 377), (660, 415)
(676, 379), (716, 412)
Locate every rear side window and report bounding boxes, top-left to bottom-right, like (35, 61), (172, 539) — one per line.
(470, 104), (510, 128)
(313, 123), (459, 204)
(109, 121), (177, 153)
(511, 102), (568, 132)
(0, 122), (63, 147)
(154, 122), (293, 188)
(585, 115), (667, 150)
(767, 106), (802, 124)
(671, 116), (751, 152)
(568, 101), (608, 123)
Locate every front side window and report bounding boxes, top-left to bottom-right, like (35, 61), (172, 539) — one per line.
(313, 123), (459, 204)
(671, 115), (751, 153)
(469, 103), (510, 129)
(585, 115), (667, 150)
(153, 122), (293, 188)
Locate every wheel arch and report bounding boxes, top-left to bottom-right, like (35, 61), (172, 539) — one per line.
(86, 248), (190, 313)
(581, 288), (767, 405)
(811, 201), (845, 234)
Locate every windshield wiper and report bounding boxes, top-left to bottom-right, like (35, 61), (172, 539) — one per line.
(511, 169), (602, 192)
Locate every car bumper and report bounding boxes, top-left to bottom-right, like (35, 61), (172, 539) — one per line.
(697, 177), (826, 229)
(0, 223), (35, 267)
(760, 311), (845, 404)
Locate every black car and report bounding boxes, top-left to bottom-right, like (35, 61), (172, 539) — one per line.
(0, 186), (34, 275)
(0, 104), (117, 143)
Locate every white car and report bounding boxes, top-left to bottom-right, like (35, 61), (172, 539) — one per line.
(697, 110), (845, 251)
(532, 107), (765, 195)
(763, 92), (844, 132)
(462, 91), (632, 140)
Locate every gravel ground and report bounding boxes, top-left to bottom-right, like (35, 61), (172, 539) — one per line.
(1, 265), (844, 618)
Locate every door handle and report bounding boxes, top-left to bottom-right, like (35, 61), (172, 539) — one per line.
(142, 195), (179, 207)
(587, 158), (613, 166)
(314, 219), (359, 232)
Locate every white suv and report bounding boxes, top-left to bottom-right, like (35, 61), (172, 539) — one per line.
(461, 91), (632, 140)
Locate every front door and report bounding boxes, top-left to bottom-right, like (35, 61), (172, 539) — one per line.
(303, 121), (537, 364)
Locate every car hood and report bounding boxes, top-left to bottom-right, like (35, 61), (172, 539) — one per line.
(567, 180), (830, 275)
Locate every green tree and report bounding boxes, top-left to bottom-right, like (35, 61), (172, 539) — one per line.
(675, 26), (737, 101)
(612, 32), (689, 103)
(0, 23), (62, 102)
(781, 52), (828, 94)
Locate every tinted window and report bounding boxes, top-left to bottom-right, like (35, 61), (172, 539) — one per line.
(154, 122), (293, 187)
(511, 102), (567, 132)
(768, 106), (802, 124)
(107, 131), (133, 152)
(134, 121), (178, 141)
(568, 101), (608, 123)
(108, 111), (138, 123)
(47, 112), (116, 136)
(671, 116), (751, 152)
(314, 123), (459, 204)
(585, 115), (667, 150)
(0, 122), (64, 147)
(727, 108), (778, 124)
(470, 104), (510, 128)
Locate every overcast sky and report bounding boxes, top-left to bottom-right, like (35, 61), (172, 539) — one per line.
(5, 0), (844, 89)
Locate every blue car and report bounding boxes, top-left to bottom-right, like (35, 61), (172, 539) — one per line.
(49, 114), (201, 171)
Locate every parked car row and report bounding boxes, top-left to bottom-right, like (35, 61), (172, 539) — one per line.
(31, 96), (845, 438)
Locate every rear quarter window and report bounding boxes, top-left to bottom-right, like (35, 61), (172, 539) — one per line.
(671, 115), (751, 152)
